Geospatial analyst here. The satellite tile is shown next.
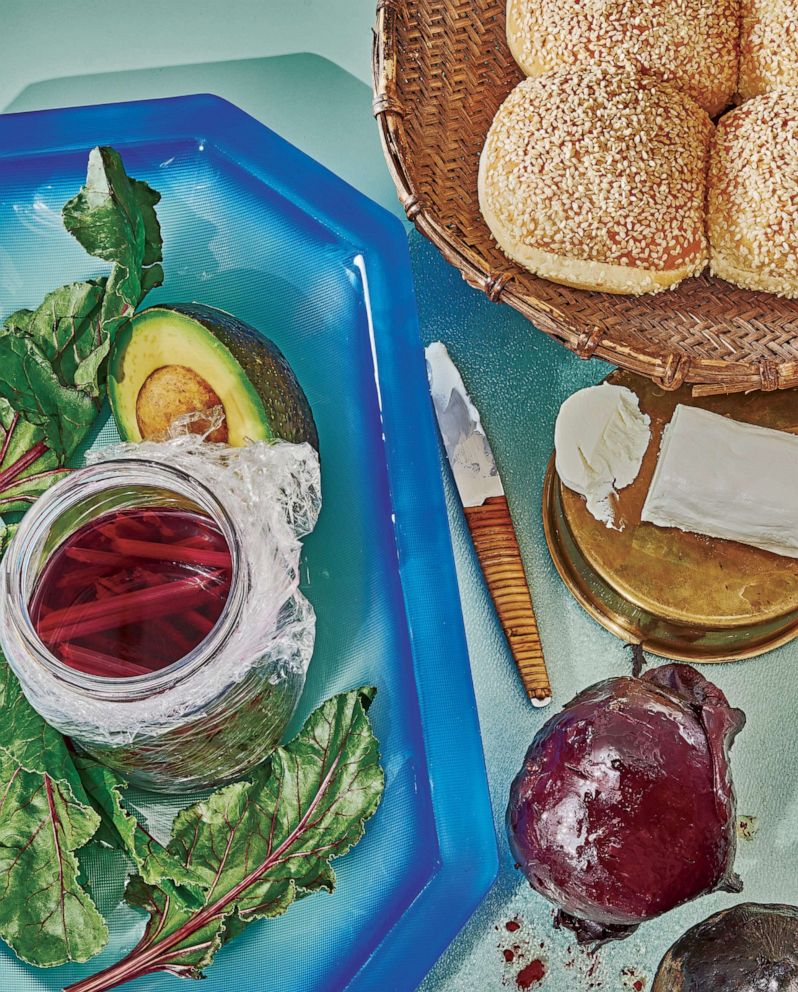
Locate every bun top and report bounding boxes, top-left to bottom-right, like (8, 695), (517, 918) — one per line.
(739, 0), (798, 100)
(709, 89), (798, 288)
(480, 67), (712, 275)
(507, 0), (738, 116)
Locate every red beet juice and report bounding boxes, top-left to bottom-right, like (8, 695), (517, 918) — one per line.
(28, 506), (232, 678)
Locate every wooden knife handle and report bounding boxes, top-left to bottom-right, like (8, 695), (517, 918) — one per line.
(464, 495), (551, 703)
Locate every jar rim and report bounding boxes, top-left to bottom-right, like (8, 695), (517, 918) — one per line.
(1, 458), (244, 702)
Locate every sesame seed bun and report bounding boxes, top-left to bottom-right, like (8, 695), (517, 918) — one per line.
(739, 0), (798, 100)
(478, 69), (713, 296)
(709, 89), (798, 297)
(506, 0), (739, 118)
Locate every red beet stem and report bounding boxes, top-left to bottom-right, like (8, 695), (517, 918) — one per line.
(58, 644), (152, 678)
(94, 568), (170, 599)
(88, 632), (163, 668)
(184, 609), (215, 637)
(39, 577), (215, 642)
(0, 438), (49, 491)
(55, 565), (111, 590)
(96, 515), (152, 540)
(31, 507), (233, 678)
(175, 534), (214, 549)
(65, 547), (133, 568)
(110, 537), (231, 568)
(157, 620), (197, 658)
(0, 412), (20, 465)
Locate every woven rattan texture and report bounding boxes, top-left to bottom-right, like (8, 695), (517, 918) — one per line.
(373, 0), (798, 394)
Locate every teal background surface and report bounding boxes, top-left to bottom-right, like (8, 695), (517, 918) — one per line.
(2, 3), (796, 991)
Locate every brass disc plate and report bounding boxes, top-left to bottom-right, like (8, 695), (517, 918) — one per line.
(542, 371), (798, 662)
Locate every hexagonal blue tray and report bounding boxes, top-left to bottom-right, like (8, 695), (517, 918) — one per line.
(0, 95), (498, 992)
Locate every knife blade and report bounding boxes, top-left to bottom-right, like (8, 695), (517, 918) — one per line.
(425, 342), (552, 706)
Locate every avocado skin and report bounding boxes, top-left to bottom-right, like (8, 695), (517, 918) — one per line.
(157, 303), (318, 450)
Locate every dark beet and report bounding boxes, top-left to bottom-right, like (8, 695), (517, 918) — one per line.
(652, 904), (798, 991)
(507, 664), (745, 944)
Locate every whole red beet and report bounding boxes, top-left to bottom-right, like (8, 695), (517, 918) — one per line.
(507, 664), (745, 944)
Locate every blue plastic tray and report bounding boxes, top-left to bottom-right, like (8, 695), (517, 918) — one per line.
(0, 95), (498, 992)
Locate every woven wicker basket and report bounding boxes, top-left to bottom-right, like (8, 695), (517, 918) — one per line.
(373, 0), (798, 396)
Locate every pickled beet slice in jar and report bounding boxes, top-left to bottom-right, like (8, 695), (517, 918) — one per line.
(28, 507), (232, 678)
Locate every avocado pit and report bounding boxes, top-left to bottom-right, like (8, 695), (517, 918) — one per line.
(135, 365), (229, 443)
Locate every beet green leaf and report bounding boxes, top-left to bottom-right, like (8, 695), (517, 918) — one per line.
(0, 660), (107, 966)
(0, 146), (162, 512)
(66, 688), (384, 992)
(75, 757), (212, 900)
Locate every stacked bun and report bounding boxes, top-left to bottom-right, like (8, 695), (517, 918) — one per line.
(739, 0), (798, 100)
(506, 0), (738, 117)
(479, 0), (798, 297)
(478, 68), (712, 296)
(709, 90), (798, 296)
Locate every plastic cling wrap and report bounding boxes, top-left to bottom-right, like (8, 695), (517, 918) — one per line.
(0, 435), (321, 791)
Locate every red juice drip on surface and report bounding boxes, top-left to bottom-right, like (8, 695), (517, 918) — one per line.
(516, 959), (546, 989)
(29, 507), (232, 678)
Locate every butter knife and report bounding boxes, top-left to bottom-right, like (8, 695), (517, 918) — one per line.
(425, 342), (552, 706)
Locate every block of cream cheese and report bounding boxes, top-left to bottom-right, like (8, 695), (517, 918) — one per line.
(642, 405), (798, 558)
(555, 384), (651, 529)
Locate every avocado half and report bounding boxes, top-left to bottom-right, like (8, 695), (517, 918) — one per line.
(109, 304), (318, 449)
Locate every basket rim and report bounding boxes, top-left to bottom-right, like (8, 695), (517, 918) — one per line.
(371, 0), (798, 396)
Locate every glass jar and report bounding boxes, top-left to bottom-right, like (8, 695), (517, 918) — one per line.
(0, 459), (309, 793)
